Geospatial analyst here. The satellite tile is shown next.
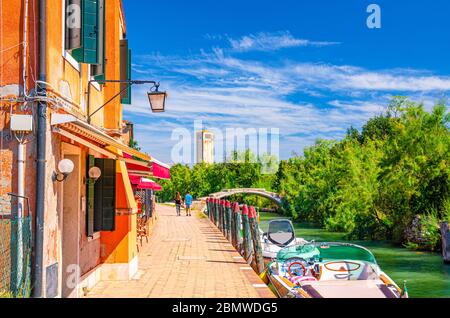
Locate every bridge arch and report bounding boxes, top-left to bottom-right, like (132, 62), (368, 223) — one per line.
(208, 188), (284, 206)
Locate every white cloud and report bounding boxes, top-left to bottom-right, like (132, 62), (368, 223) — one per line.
(138, 51), (450, 94)
(127, 44), (450, 163)
(288, 63), (450, 92)
(228, 31), (339, 52)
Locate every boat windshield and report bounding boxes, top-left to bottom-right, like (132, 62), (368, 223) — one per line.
(276, 242), (377, 264)
(267, 220), (295, 247)
(268, 220), (294, 234)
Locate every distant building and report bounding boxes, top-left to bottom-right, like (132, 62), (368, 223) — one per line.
(196, 130), (215, 164)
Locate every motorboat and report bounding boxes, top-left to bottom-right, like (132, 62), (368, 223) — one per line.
(267, 242), (406, 298)
(260, 219), (308, 259)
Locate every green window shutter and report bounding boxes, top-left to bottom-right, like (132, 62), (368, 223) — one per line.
(86, 155), (95, 237)
(72, 0), (100, 64)
(94, 158), (116, 231)
(120, 39), (132, 104)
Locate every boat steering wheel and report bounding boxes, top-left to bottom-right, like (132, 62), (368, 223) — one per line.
(286, 258), (308, 277)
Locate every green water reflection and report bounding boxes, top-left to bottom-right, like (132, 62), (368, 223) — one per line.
(260, 213), (450, 298)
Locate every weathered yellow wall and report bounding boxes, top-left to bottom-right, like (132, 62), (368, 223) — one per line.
(1, 0), (133, 296)
(103, 0), (123, 130)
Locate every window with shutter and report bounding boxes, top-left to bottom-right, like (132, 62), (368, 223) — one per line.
(91, 0), (106, 80)
(72, 0), (100, 64)
(65, 0), (82, 50)
(120, 39), (132, 104)
(86, 155), (95, 237)
(93, 158), (116, 231)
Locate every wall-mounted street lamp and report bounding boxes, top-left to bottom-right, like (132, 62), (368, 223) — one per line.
(88, 166), (102, 183)
(53, 159), (75, 182)
(147, 83), (166, 113)
(87, 79), (167, 124)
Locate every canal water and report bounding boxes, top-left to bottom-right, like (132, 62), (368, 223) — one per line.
(259, 213), (450, 298)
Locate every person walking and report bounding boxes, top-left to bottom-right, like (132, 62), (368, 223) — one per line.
(185, 191), (193, 216)
(174, 192), (182, 216)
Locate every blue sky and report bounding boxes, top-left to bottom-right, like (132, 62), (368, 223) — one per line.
(122, 0), (450, 164)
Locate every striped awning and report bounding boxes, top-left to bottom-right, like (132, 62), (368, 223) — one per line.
(51, 113), (171, 180)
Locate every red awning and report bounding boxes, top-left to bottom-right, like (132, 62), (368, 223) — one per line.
(152, 160), (170, 180)
(141, 178), (162, 191)
(123, 152), (151, 176)
(123, 152), (170, 180)
(129, 175), (142, 185)
(129, 176), (162, 191)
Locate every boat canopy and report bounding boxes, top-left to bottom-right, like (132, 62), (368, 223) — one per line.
(276, 242), (377, 264)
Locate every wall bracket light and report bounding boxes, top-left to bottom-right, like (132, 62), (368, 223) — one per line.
(53, 159), (75, 182)
(87, 79), (167, 124)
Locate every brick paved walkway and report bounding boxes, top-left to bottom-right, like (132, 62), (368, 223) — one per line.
(85, 204), (275, 298)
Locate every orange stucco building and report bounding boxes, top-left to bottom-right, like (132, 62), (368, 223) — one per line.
(1, 0), (167, 297)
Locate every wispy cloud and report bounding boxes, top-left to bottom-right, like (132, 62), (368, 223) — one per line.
(228, 31), (340, 52)
(126, 39), (449, 163)
(137, 49), (450, 94)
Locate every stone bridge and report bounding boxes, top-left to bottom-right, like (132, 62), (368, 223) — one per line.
(208, 188), (284, 206)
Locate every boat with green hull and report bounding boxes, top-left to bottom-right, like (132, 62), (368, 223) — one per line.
(267, 242), (406, 298)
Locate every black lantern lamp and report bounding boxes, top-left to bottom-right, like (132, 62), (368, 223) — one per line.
(147, 83), (167, 113)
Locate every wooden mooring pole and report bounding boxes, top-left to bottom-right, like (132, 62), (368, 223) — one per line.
(233, 202), (242, 250)
(211, 199), (215, 222)
(214, 198), (220, 227)
(230, 202), (237, 247)
(217, 200), (221, 232)
(249, 206), (265, 274)
(222, 200), (227, 235)
(222, 200), (228, 237)
(216, 199), (221, 229)
(440, 222), (450, 264)
(219, 200), (225, 234)
(241, 205), (252, 263)
(225, 201), (232, 241)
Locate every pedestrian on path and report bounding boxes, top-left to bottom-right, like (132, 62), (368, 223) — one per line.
(185, 191), (193, 216)
(174, 192), (182, 216)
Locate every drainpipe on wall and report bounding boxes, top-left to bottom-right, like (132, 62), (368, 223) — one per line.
(33, 0), (46, 298)
(13, 141), (25, 295)
(22, 0), (29, 97)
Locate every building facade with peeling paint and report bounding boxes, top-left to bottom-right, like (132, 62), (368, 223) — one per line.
(0, 0), (169, 298)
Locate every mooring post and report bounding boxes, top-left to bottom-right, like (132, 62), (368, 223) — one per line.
(223, 200), (227, 235)
(220, 200), (226, 236)
(215, 198), (220, 227)
(217, 199), (222, 229)
(223, 200), (228, 238)
(440, 222), (450, 264)
(235, 203), (243, 251)
(210, 198), (213, 221)
(226, 201), (232, 242)
(217, 199), (221, 230)
(237, 205), (243, 251)
(212, 198), (217, 223)
(232, 202), (240, 249)
(209, 198), (213, 222)
(249, 206), (265, 274)
(230, 202), (236, 246)
(241, 205), (252, 263)
(218, 200), (224, 233)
